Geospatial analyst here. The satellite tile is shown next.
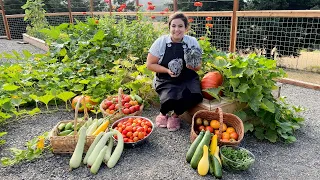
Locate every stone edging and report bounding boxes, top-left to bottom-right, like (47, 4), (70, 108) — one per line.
(278, 78), (320, 91)
(22, 33), (49, 51)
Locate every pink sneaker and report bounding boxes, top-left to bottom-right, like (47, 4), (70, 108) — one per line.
(156, 114), (168, 128)
(167, 116), (181, 131)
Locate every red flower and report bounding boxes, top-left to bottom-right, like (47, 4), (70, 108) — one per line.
(120, 3), (126, 9)
(148, 1), (153, 5)
(199, 37), (205, 40)
(95, 20), (99, 24)
(205, 23), (213, 28)
(164, 8), (169, 12)
(82, 12), (87, 15)
(194, 2), (203, 7)
(117, 7), (123, 12)
(188, 18), (194, 23)
(151, 16), (156, 19)
(206, 17), (212, 21)
(147, 5), (155, 10)
(138, 4), (143, 7)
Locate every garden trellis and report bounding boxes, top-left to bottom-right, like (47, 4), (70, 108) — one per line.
(0, 0), (320, 71)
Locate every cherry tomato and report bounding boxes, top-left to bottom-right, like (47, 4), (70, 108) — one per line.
(117, 122), (123, 127)
(105, 100), (113, 107)
(133, 131), (138, 137)
(123, 138), (129, 142)
(122, 130), (128, 135)
(118, 127), (123, 133)
(108, 104), (115, 110)
(129, 106), (136, 113)
(138, 132), (145, 140)
(128, 139), (134, 143)
(137, 127), (144, 132)
(124, 103), (131, 108)
(124, 95), (131, 103)
(133, 137), (139, 142)
(145, 121), (152, 127)
(125, 126), (133, 132)
(122, 108), (130, 114)
(132, 126), (137, 132)
(147, 127), (152, 134)
(126, 131), (133, 138)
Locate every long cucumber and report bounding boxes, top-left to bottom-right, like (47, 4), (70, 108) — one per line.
(90, 146), (108, 174)
(107, 130), (124, 168)
(103, 137), (114, 163)
(83, 131), (105, 165)
(69, 126), (87, 170)
(186, 131), (205, 163)
(87, 132), (114, 167)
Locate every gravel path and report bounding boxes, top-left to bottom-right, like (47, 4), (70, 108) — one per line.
(1, 40), (320, 179)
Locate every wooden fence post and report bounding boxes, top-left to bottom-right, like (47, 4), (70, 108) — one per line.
(67, 0), (73, 24)
(0, 0), (11, 40)
(173, 0), (178, 12)
(90, 0), (94, 18)
(109, 0), (112, 16)
(229, 0), (239, 53)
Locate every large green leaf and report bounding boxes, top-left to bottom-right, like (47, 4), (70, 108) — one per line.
(57, 91), (76, 102)
(260, 98), (275, 113)
(2, 83), (19, 91)
(265, 129), (278, 143)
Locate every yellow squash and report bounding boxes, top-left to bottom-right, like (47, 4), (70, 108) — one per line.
(209, 134), (217, 155)
(92, 119), (110, 136)
(197, 145), (209, 176)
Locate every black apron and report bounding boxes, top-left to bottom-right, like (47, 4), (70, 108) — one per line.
(155, 42), (202, 104)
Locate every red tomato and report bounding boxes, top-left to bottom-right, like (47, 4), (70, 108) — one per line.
(126, 131), (133, 138)
(122, 108), (130, 114)
(132, 126), (137, 132)
(147, 127), (152, 134)
(108, 104), (115, 110)
(133, 131), (138, 137)
(128, 139), (134, 143)
(122, 130), (128, 135)
(145, 121), (152, 127)
(205, 126), (214, 133)
(138, 132), (145, 140)
(124, 103), (131, 108)
(117, 122), (123, 128)
(129, 106), (136, 114)
(123, 138), (129, 142)
(125, 126), (133, 132)
(105, 100), (113, 107)
(137, 127), (144, 132)
(118, 127), (123, 133)
(143, 125), (148, 132)
(198, 125), (205, 131)
(124, 95), (131, 103)
(133, 137), (139, 142)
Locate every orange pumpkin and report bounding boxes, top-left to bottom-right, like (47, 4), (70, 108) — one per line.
(71, 95), (97, 112)
(201, 71), (223, 100)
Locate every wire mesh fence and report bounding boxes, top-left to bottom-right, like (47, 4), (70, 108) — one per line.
(1, 0), (320, 72)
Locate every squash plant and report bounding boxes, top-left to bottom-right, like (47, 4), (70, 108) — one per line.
(199, 39), (304, 143)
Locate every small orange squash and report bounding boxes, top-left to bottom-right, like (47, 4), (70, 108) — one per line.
(201, 71), (223, 100)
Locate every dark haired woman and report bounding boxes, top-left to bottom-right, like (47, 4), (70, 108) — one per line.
(146, 12), (203, 131)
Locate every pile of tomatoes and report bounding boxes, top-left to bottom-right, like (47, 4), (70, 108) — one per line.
(101, 94), (141, 115)
(113, 117), (153, 143)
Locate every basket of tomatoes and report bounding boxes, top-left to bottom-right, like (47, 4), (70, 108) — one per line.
(100, 88), (144, 123)
(190, 107), (244, 146)
(111, 116), (154, 148)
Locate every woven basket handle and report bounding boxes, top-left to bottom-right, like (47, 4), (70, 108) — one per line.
(216, 107), (224, 140)
(73, 95), (88, 135)
(117, 88), (123, 115)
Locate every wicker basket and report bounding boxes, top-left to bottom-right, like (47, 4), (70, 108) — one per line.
(49, 96), (96, 154)
(100, 88), (144, 123)
(190, 107), (244, 146)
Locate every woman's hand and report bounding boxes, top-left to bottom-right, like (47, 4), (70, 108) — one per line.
(167, 69), (178, 77)
(187, 64), (201, 71)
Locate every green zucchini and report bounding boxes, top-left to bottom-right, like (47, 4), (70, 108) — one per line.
(58, 129), (73, 136)
(134, 94), (143, 104)
(130, 94), (136, 101)
(58, 123), (66, 131)
(87, 132), (114, 167)
(190, 130), (211, 169)
(83, 132), (105, 165)
(103, 137), (114, 163)
(64, 122), (73, 130)
(90, 146), (108, 174)
(209, 153), (215, 175)
(107, 130), (123, 168)
(69, 126), (87, 170)
(186, 131), (205, 163)
(212, 155), (222, 178)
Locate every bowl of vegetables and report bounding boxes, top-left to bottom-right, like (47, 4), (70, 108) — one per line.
(111, 116), (154, 148)
(220, 145), (255, 171)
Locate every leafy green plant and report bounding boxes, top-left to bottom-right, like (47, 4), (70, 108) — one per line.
(199, 40), (304, 143)
(0, 132), (7, 146)
(21, 0), (49, 39)
(1, 132), (50, 166)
